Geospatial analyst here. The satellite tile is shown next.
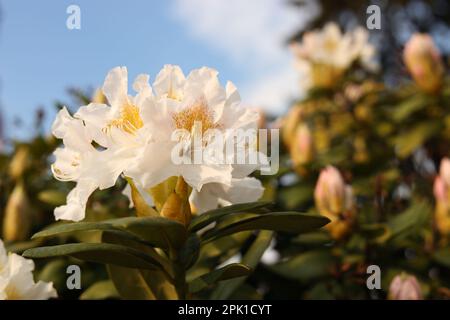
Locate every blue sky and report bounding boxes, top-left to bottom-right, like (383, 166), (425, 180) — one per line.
(1, 0), (314, 140)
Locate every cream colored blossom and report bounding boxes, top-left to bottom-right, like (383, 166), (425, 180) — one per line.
(54, 65), (265, 221)
(51, 67), (153, 221)
(292, 23), (377, 89)
(0, 240), (57, 300)
(127, 65), (265, 204)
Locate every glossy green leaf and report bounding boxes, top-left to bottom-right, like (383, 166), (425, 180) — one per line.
(391, 122), (441, 158)
(268, 250), (335, 283)
(32, 216), (187, 249)
(107, 265), (156, 300)
(188, 263), (251, 294)
(390, 96), (426, 122)
(386, 201), (431, 242)
(179, 234), (201, 269)
(103, 231), (177, 300)
(187, 231), (252, 282)
(23, 243), (163, 270)
(189, 201), (272, 232)
(202, 212), (329, 242)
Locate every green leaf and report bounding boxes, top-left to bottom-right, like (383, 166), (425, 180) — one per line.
(433, 248), (450, 268)
(390, 96), (426, 122)
(179, 234), (201, 269)
(32, 216), (187, 249)
(202, 212), (329, 243)
(102, 230), (173, 277)
(5, 238), (45, 254)
(107, 265), (157, 300)
(188, 263), (251, 293)
(268, 250), (335, 283)
(210, 230), (273, 299)
(189, 201), (272, 232)
(391, 122), (441, 158)
(187, 231), (252, 282)
(386, 201), (431, 242)
(23, 243), (164, 270)
(79, 280), (120, 300)
(103, 231), (177, 300)
(278, 184), (313, 210)
(292, 232), (332, 245)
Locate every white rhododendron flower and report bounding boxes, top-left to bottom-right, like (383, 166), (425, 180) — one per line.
(51, 68), (153, 221)
(0, 240), (57, 300)
(291, 23), (377, 89)
(292, 22), (377, 71)
(52, 65), (265, 220)
(128, 65), (263, 191)
(126, 65), (265, 212)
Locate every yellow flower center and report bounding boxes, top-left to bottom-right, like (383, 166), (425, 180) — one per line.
(106, 103), (143, 135)
(172, 97), (220, 133)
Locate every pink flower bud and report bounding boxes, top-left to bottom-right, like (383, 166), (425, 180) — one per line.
(433, 176), (447, 203)
(439, 157), (450, 186)
(389, 273), (423, 300)
(403, 34), (444, 93)
(314, 166), (346, 216)
(290, 124), (313, 165)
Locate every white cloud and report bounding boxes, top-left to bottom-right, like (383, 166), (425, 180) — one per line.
(171, 0), (319, 114)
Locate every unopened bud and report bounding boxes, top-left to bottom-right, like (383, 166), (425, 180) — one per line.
(439, 158), (450, 186)
(389, 273), (423, 300)
(155, 176), (192, 226)
(315, 167), (354, 239)
(126, 179), (158, 217)
(9, 147), (30, 180)
(3, 183), (32, 241)
(290, 124), (313, 166)
(403, 34), (444, 94)
(314, 166), (346, 216)
(433, 176), (447, 204)
(282, 105), (303, 148)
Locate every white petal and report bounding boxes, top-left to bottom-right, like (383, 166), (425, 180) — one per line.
(191, 177), (263, 214)
(102, 66), (129, 113)
(190, 188), (219, 213)
(51, 107), (73, 139)
(0, 240), (7, 271)
(153, 64), (185, 99)
(225, 81), (241, 107)
(75, 103), (111, 147)
(132, 74), (152, 107)
(127, 141), (179, 189)
(23, 281), (57, 300)
(183, 163), (233, 192)
(54, 179), (98, 221)
(217, 177), (264, 204)
(185, 67), (225, 122)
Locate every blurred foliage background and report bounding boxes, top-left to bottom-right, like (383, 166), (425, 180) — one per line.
(1, 0), (450, 299)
